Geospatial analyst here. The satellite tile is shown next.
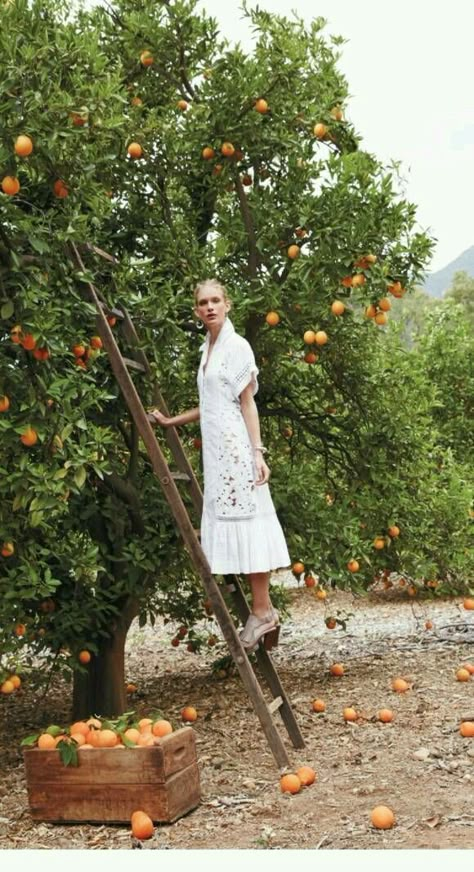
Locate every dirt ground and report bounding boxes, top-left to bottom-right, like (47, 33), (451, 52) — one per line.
(2, 584), (474, 851)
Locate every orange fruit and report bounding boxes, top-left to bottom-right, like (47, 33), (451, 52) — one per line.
(292, 561), (304, 575)
(313, 123), (328, 139)
(38, 733), (56, 749)
(266, 311), (280, 326)
(1, 679), (15, 694)
(331, 300), (345, 316)
(152, 719), (173, 737)
(330, 663), (344, 677)
(460, 722), (474, 737)
(131, 96), (143, 107)
(78, 743), (94, 750)
(315, 588), (327, 600)
(9, 675), (21, 689)
(303, 330), (316, 344)
(138, 718), (153, 733)
(280, 773), (301, 794)
(202, 146), (215, 160)
(176, 99), (188, 111)
(86, 717), (101, 729)
(138, 734), (155, 746)
(287, 244), (300, 260)
(388, 525), (400, 538)
(107, 315), (117, 327)
(341, 275), (353, 288)
(365, 304), (377, 319)
(131, 810), (154, 840)
(347, 559), (359, 573)
(181, 706), (197, 722)
(343, 707), (357, 722)
(97, 729), (118, 748)
(373, 537), (386, 550)
(140, 50), (154, 66)
(304, 351), (318, 364)
(71, 732), (85, 746)
(325, 617), (336, 630)
(33, 347), (50, 360)
(124, 728), (141, 744)
(391, 678), (409, 693)
(2, 542), (15, 557)
(70, 721), (89, 737)
(89, 336), (103, 350)
(304, 575), (316, 588)
(314, 331), (328, 346)
(78, 650), (91, 664)
(371, 805), (395, 829)
(255, 98), (268, 114)
(1, 175), (20, 195)
(21, 333), (36, 350)
(72, 343), (86, 358)
(20, 427), (38, 447)
(14, 134), (33, 156)
(0, 395), (10, 412)
(53, 179), (68, 198)
(312, 699), (325, 713)
(463, 598), (474, 610)
(127, 142), (143, 159)
(70, 113), (87, 126)
(221, 142), (235, 157)
(126, 682), (138, 693)
(296, 765), (316, 786)
(377, 709), (394, 723)
(14, 622), (26, 635)
(374, 312), (388, 326)
(378, 297), (392, 312)
(425, 620), (433, 630)
(463, 663), (474, 675)
(351, 274), (366, 288)
(86, 729), (101, 746)
(456, 668), (470, 682)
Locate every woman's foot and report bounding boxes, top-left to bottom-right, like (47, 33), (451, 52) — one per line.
(239, 609), (278, 652)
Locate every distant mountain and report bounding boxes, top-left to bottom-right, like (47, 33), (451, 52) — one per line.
(423, 246), (474, 298)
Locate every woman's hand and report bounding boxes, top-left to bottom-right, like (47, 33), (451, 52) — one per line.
(149, 408), (171, 427)
(255, 454), (270, 485)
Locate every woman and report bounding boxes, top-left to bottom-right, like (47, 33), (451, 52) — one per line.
(151, 279), (290, 651)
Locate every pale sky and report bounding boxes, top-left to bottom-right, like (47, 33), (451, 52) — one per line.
(197, 0), (474, 272)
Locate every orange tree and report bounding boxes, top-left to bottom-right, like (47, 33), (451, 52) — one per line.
(0, 0), (470, 716)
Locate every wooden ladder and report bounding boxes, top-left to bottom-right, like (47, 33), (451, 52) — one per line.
(70, 243), (305, 770)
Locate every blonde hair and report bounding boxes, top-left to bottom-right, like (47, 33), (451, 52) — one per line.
(193, 278), (231, 304)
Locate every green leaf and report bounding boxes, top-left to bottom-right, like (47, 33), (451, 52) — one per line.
(21, 734), (40, 746)
(57, 739), (79, 767)
(74, 466), (86, 488)
(1, 300), (14, 320)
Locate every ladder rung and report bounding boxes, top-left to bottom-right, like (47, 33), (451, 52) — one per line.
(268, 696), (283, 714)
(122, 357), (147, 372)
(99, 301), (125, 319)
(170, 471), (191, 482)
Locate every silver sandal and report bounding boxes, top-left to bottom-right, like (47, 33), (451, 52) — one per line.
(239, 609), (280, 653)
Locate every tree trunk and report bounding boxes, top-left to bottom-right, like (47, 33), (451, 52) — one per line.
(72, 597), (139, 720)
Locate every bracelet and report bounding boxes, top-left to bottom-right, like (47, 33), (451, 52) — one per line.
(253, 445), (268, 455)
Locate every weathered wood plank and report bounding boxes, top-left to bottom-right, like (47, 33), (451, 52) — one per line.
(26, 762), (200, 823)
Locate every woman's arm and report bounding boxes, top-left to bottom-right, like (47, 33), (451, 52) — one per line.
(149, 406), (200, 428)
(239, 385), (270, 485)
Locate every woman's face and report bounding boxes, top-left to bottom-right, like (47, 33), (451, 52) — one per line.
(194, 287), (230, 330)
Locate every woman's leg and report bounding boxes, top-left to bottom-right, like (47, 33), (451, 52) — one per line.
(247, 571), (272, 618)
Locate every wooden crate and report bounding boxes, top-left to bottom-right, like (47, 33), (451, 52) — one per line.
(23, 726), (200, 824)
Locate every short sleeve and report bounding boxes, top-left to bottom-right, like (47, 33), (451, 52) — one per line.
(228, 337), (259, 399)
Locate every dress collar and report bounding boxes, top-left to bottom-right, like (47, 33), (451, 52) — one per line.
(199, 316), (235, 353)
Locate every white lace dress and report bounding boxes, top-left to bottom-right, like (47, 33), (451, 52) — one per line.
(197, 317), (291, 575)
